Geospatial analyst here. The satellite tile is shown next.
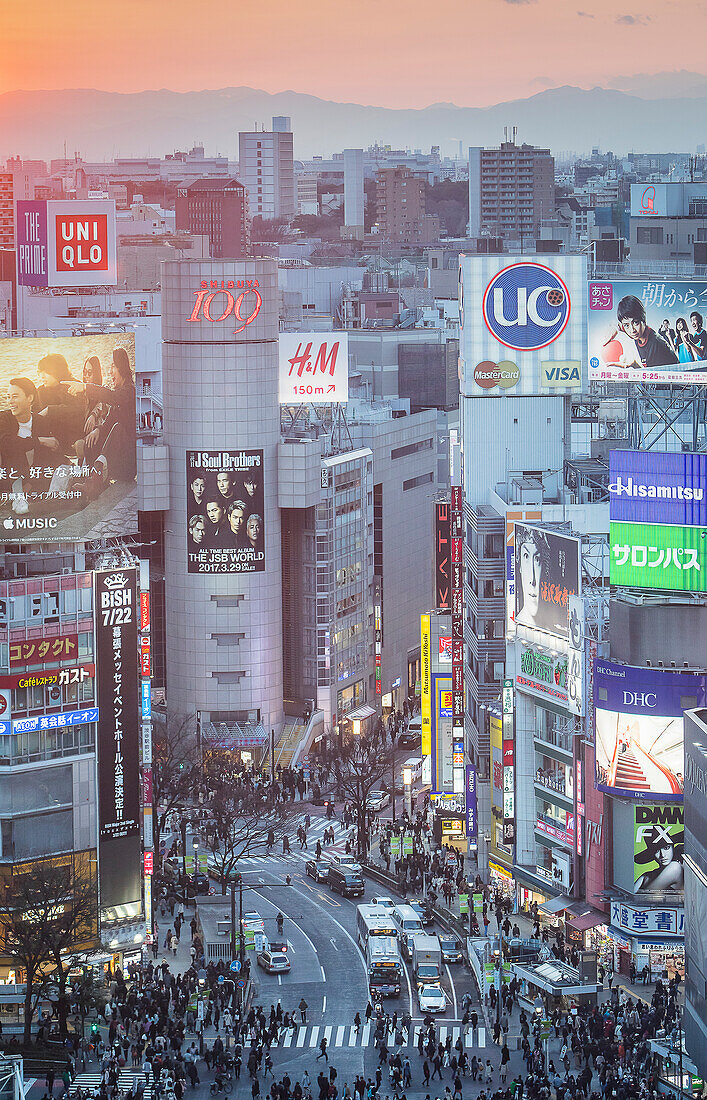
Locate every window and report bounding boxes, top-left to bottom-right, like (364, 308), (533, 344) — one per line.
(403, 472), (434, 492)
(390, 438), (434, 460)
(636, 226), (663, 245)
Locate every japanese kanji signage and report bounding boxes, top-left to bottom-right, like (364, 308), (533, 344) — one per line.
(514, 523), (580, 642)
(610, 900), (684, 937)
(589, 279), (707, 385)
(94, 567), (141, 911)
(3, 664), (93, 689)
(278, 332), (349, 404)
(10, 634), (78, 668)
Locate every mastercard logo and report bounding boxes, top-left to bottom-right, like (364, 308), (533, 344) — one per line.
(473, 360), (521, 390)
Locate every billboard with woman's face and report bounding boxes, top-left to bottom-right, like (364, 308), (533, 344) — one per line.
(0, 334), (137, 542)
(513, 523), (580, 642)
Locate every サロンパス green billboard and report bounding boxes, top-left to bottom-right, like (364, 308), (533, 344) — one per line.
(610, 521), (707, 591)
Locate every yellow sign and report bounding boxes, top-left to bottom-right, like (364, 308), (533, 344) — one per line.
(421, 614), (431, 756)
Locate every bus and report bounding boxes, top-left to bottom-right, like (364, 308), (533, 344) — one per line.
(365, 935), (403, 997)
(356, 903), (397, 948)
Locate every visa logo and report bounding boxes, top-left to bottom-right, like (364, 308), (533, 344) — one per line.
(541, 360), (581, 388)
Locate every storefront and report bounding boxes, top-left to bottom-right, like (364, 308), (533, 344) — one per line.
(431, 794), (467, 851)
(489, 858), (515, 900)
(607, 899), (685, 976)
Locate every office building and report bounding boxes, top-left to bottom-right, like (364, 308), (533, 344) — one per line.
(683, 709), (707, 1076)
(343, 149), (364, 236)
(468, 141), (555, 240)
(175, 178), (250, 259)
(238, 122), (295, 221)
(0, 174), (12, 248)
(630, 181), (707, 265)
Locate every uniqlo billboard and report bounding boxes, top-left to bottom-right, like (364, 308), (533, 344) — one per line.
(16, 199), (117, 288)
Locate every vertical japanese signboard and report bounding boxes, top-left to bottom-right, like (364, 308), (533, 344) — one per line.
(435, 502), (450, 610)
(451, 485), (465, 795)
(94, 567), (141, 913)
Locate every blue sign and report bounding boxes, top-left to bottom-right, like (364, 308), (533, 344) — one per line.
(141, 680), (151, 718)
(465, 764), (477, 838)
(482, 262), (571, 352)
(12, 707), (99, 734)
(609, 450), (707, 528)
(230, 960), (242, 973)
(0, 722), (9, 735)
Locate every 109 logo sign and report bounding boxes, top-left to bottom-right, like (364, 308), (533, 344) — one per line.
(483, 263), (571, 351)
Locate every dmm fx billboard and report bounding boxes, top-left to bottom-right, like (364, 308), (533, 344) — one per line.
(634, 804), (684, 893)
(609, 450), (707, 592)
(458, 255), (586, 396)
(594, 659), (707, 801)
(588, 279), (707, 385)
(16, 199), (117, 288)
(94, 567), (141, 914)
(279, 332), (348, 404)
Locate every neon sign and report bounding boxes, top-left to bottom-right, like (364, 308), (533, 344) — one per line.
(187, 279), (262, 334)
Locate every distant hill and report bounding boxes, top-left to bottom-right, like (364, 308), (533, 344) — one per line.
(2, 80), (707, 161)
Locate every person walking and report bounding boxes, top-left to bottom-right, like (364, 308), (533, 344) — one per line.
(299, 998), (308, 1024)
(316, 1037), (328, 1062)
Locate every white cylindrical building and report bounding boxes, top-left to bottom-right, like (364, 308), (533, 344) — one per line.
(161, 259), (283, 732)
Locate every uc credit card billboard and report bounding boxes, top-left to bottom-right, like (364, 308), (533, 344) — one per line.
(609, 450), (707, 591)
(16, 199), (117, 288)
(588, 279), (707, 384)
(594, 659), (707, 800)
(458, 255), (586, 396)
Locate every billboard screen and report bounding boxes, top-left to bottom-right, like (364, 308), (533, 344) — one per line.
(610, 520), (707, 591)
(505, 508), (542, 635)
(186, 450), (265, 574)
(595, 660), (707, 800)
(16, 199), (117, 288)
(459, 255), (586, 397)
(609, 450), (707, 527)
(94, 567), (141, 911)
(634, 804), (684, 893)
(278, 332), (348, 404)
(514, 524), (581, 641)
(588, 280), (707, 385)
(0, 333), (137, 543)
(435, 502), (450, 610)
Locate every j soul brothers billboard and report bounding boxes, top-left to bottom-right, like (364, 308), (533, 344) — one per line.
(458, 256), (586, 396)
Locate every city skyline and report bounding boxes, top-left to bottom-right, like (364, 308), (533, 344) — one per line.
(4, 0), (706, 108)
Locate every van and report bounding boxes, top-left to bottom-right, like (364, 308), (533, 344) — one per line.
(392, 903), (424, 939)
(401, 756), (423, 785)
(328, 865), (364, 898)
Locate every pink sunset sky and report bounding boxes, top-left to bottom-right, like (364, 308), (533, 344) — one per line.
(3, 0), (705, 106)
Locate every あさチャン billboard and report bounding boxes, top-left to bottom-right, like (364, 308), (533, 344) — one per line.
(0, 333), (137, 543)
(186, 450), (265, 574)
(594, 659), (707, 801)
(588, 279), (707, 385)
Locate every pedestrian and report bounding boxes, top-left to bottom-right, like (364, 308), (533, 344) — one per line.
(500, 1044), (510, 1084)
(484, 1060), (493, 1087)
(299, 998), (308, 1023)
(316, 1037), (328, 1062)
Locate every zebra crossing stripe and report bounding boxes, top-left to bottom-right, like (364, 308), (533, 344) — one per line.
(335, 1026), (345, 1046)
(323, 1025), (333, 1045)
(281, 1030), (293, 1048)
(309, 1025), (320, 1048)
(348, 1026), (358, 1047)
(296, 1028), (307, 1048)
(361, 1024), (370, 1046)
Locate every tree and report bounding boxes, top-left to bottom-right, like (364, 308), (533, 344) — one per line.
(152, 712), (200, 846)
(203, 781), (299, 892)
(332, 735), (395, 860)
(0, 857), (98, 1042)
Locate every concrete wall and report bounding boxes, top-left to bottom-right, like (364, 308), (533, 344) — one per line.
(609, 597), (707, 669)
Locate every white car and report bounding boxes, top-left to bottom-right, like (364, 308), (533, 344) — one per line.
(370, 895), (396, 910)
(241, 911), (265, 933)
(417, 983), (447, 1014)
(331, 854), (361, 870)
(367, 791), (391, 812)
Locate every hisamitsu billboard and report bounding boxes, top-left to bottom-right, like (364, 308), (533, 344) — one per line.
(609, 450), (707, 527)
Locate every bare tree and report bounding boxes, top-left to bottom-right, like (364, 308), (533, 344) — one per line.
(332, 734), (394, 859)
(152, 712), (200, 845)
(203, 781), (300, 892)
(0, 857), (98, 1042)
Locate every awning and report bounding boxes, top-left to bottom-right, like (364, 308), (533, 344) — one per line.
(539, 895), (570, 915)
(568, 911), (607, 933)
(347, 704), (376, 722)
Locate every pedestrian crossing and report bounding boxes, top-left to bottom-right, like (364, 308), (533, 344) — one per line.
(70, 1071), (153, 1100)
(272, 1023), (486, 1050)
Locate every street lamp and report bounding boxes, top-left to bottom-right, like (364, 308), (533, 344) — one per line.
(403, 766), (412, 820)
(192, 837), (199, 903)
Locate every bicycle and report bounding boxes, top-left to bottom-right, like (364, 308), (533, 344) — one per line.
(210, 1076), (233, 1095)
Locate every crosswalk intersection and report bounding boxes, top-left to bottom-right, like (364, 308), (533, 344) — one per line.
(70, 1072), (152, 1099)
(273, 1022), (486, 1049)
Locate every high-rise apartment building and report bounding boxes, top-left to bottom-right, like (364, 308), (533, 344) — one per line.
(238, 120), (295, 221)
(376, 165), (440, 245)
(175, 178), (250, 258)
(468, 141), (555, 240)
(344, 148), (364, 234)
(0, 173), (13, 248)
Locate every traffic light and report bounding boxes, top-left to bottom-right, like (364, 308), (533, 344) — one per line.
(231, 872), (242, 885)
(90, 1022), (100, 1038)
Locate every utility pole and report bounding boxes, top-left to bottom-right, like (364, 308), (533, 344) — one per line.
(180, 817), (187, 896)
(391, 726), (397, 823)
(270, 728), (276, 799)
